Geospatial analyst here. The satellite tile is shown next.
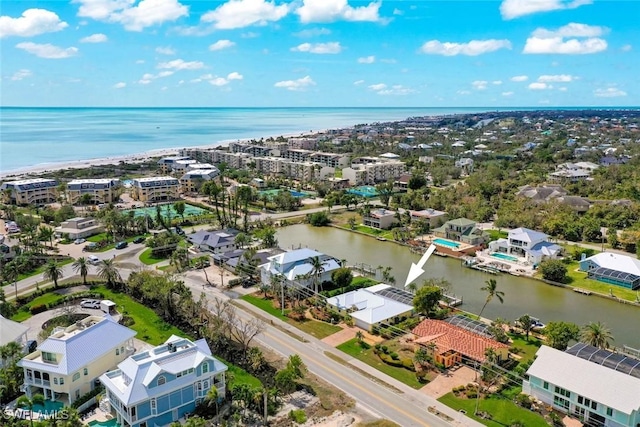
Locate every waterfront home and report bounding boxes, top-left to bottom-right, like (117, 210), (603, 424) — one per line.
(67, 178), (121, 205)
(19, 315), (136, 405)
(259, 248), (341, 287)
(488, 228), (563, 265)
(523, 344), (640, 427)
(187, 229), (239, 255)
(131, 177), (180, 202)
(412, 319), (509, 368)
(54, 217), (104, 240)
(432, 218), (488, 246)
(579, 252), (640, 289)
(100, 335), (227, 427)
(179, 169), (219, 194)
(410, 208), (448, 229)
(327, 284), (413, 331)
(0, 178), (58, 205)
(363, 208), (396, 230)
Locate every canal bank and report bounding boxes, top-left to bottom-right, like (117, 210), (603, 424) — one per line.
(276, 224), (640, 348)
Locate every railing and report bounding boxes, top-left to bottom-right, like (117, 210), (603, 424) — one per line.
(25, 378), (51, 387)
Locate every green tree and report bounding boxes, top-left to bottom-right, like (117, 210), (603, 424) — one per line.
(308, 256), (326, 293)
(255, 226), (277, 248)
(72, 257), (89, 285)
(195, 256), (211, 285)
(38, 226), (55, 248)
(43, 261), (63, 289)
(174, 201), (186, 223)
(331, 267), (353, 293)
(98, 259), (121, 289)
(347, 217), (356, 230)
(545, 321), (580, 350)
(538, 259), (568, 283)
(412, 285), (442, 317)
(478, 279), (504, 320)
(408, 174), (427, 190)
(517, 314), (533, 341)
(580, 321), (614, 349)
(234, 232), (249, 249)
(376, 181), (394, 206)
(16, 394), (45, 427)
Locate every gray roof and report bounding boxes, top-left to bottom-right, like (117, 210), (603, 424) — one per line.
(187, 229), (239, 248)
(0, 314), (29, 345)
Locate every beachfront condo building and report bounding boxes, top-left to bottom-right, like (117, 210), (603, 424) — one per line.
(309, 152), (350, 168)
(157, 156), (191, 173)
(0, 178), (58, 205)
(100, 336), (227, 427)
(67, 178), (121, 205)
(342, 161), (406, 185)
(179, 169), (220, 194)
(18, 315), (136, 406)
(131, 177), (180, 202)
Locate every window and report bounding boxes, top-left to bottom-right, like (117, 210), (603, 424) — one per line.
(607, 407), (613, 417)
(543, 381), (549, 390)
(54, 378), (58, 385)
(150, 398), (157, 415)
(554, 396), (570, 410)
(60, 378), (64, 385)
(157, 376), (166, 386)
(116, 348), (120, 356)
(121, 346), (124, 354)
(42, 352), (56, 363)
(202, 363), (208, 373)
(554, 386), (570, 398)
(73, 372), (80, 382)
(84, 368), (88, 376)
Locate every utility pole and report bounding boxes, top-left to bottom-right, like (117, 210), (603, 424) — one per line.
(281, 279), (285, 315)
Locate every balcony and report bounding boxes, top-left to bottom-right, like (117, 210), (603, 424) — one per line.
(25, 377), (51, 387)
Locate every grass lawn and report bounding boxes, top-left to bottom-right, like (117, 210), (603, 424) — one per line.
(509, 333), (542, 363)
(226, 363), (263, 388)
(353, 225), (394, 240)
(486, 229), (508, 242)
(337, 338), (424, 389)
(93, 286), (186, 345)
(438, 393), (549, 427)
(551, 261), (639, 303)
(241, 294), (289, 321)
(87, 233), (109, 243)
(17, 258), (73, 281)
(139, 248), (168, 265)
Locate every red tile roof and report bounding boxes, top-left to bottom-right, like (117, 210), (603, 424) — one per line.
(412, 319), (510, 363)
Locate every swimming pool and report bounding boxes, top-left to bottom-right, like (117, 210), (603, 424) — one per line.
(259, 189), (310, 199)
(88, 419), (119, 427)
(126, 204), (209, 218)
(491, 252), (519, 262)
(347, 186), (379, 198)
(433, 238), (460, 248)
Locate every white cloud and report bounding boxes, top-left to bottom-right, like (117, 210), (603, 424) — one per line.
(73, 0), (189, 32)
(420, 39), (512, 56)
(558, 87), (568, 91)
(537, 74), (576, 82)
(502, 91), (514, 96)
(201, 0), (289, 30)
(0, 8), (68, 38)
(492, 80), (502, 85)
(227, 71), (243, 80)
(10, 69), (32, 80)
(274, 75), (316, 91)
(135, 59), (145, 64)
(510, 75), (528, 82)
(156, 46), (176, 55)
(368, 83), (386, 91)
(80, 33), (108, 43)
(357, 55), (375, 64)
(113, 82), (126, 88)
(456, 90), (471, 95)
(353, 79), (364, 85)
(138, 70), (174, 84)
(296, 0), (383, 23)
(209, 39), (236, 51)
(594, 87), (627, 98)
(294, 27), (331, 37)
(16, 42), (78, 59)
(376, 85), (415, 96)
(500, 0), (592, 20)
(157, 59), (204, 70)
(528, 82), (552, 90)
(523, 36), (607, 54)
(532, 22), (607, 38)
(472, 80), (488, 90)
(621, 44), (632, 52)
(291, 42), (342, 54)
(392, 8), (403, 15)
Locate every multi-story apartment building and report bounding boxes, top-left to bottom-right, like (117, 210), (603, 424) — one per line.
(179, 169), (219, 194)
(67, 179), (121, 205)
(100, 336), (227, 427)
(55, 217), (104, 240)
(1, 178), (58, 205)
(131, 177), (180, 202)
(170, 160), (198, 175)
(363, 209), (396, 230)
(229, 142), (275, 157)
(309, 152), (349, 168)
(282, 149), (313, 163)
(157, 156), (191, 173)
(253, 156), (284, 176)
(19, 316), (136, 405)
(288, 137), (318, 150)
(342, 161), (406, 185)
(281, 161), (320, 182)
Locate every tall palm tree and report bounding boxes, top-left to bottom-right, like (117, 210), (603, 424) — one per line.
(581, 321), (614, 349)
(38, 226), (55, 249)
(98, 259), (121, 289)
(72, 257), (89, 285)
(16, 393), (45, 427)
(308, 256), (325, 294)
(478, 279), (504, 320)
(43, 261), (63, 289)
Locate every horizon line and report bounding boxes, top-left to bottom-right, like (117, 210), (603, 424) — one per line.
(2, 106), (639, 109)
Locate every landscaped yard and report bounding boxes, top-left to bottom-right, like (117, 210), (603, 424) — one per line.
(139, 248), (167, 265)
(438, 392), (549, 427)
(337, 338), (425, 389)
(17, 258), (73, 281)
(509, 333), (542, 363)
(486, 229), (508, 242)
(353, 225), (394, 240)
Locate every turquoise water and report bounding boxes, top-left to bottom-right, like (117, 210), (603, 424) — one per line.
(491, 252), (519, 262)
(433, 238), (460, 248)
(88, 419), (119, 427)
(30, 400), (64, 414)
(259, 189), (310, 199)
(347, 186), (379, 198)
(126, 204), (208, 218)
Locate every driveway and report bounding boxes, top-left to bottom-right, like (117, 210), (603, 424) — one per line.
(419, 366), (477, 399)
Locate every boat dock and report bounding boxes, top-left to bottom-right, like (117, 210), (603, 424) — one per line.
(469, 264), (500, 275)
(441, 294), (463, 307)
(573, 288), (592, 296)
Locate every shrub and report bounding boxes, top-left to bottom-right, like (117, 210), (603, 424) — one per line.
(71, 385), (104, 409)
(514, 393), (532, 409)
(289, 409), (307, 424)
(401, 358), (416, 371)
(359, 341), (371, 350)
(380, 345), (389, 354)
(378, 353), (404, 368)
(466, 390), (478, 399)
(30, 304), (48, 315)
(390, 352), (399, 360)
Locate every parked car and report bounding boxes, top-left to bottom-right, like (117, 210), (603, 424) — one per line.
(80, 299), (100, 309)
(74, 238), (86, 244)
(88, 255), (100, 265)
(133, 236), (146, 244)
(83, 242), (98, 252)
(24, 340), (37, 354)
(115, 241), (128, 249)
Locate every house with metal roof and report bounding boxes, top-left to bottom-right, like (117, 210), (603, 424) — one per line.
(488, 227), (563, 265)
(259, 248), (341, 288)
(579, 252), (640, 289)
(187, 229), (239, 255)
(0, 314), (29, 346)
(18, 315), (136, 405)
(523, 344), (640, 427)
(100, 335), (227, 427)
(432, 218), (488, 246)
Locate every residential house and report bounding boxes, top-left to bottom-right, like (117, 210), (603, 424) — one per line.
(67, 179), (121, 205)
(0, 314), (29, 347)
(579, 252), (640, 290)
(488, 228), (563, 264)
(523, 344), (640, 427)
(131, 177), (180, 202)
(554, 196), (592, 213)
(410, 209), (448, 229)
(259, 248), (341, 287)
(432, 218), (489, 246)
(250, 178), (266, 189)
(516, 185), (568, 202)
(393, 174), (411, 191)
(55, 217), (104, 240)
(100, 335), (227, 427)
(187, 229), (239, 255)
(549, 162), (599, 183)
(19, 315), (136, 405)
(0, 178), (58, 205)
(363, 209), (396, 230)
(454, 158), (474, 175)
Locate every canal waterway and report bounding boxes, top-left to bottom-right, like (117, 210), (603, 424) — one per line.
(276, 224), (640, 348)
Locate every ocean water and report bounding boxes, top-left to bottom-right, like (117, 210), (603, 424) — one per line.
(0, 106), (606, 174)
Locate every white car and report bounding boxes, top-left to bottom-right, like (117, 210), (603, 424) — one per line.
(80, 300), (100, 309)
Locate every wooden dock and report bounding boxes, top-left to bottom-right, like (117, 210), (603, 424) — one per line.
(573, 287), (592, 296)
(469, 265), (500, 275)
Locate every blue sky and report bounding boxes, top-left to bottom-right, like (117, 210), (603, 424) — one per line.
(1, 0), (638, 107)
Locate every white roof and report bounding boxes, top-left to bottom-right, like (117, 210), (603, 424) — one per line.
(68, 178), (120, 185)
(527, 346), (640, 414)
(133, 176), (178, 183)
(0, 314), (29, 345)
(584, 252), (640, 276)
(3, 178), (56, 185)
(379, 152), (400, 159)
(508, 227), (548, 243)
(326, 288), (413, 326)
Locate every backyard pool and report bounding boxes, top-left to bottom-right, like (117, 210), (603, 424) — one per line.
(433, 238), (460, 248)
(30, 400), (64, 415)
(125, 204), (209, 219)
(258, 189), (311, 199)
(491, 252), (519, 262)
(347, 186), (379, 198)
(88, 419), (119, 427)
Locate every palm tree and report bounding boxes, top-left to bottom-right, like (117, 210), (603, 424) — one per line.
(308, 256), (325, 294)
(16, 393), (45, 427)
(478, 279), (504, 320)
(204, 386), (220, 416)
(581, 321), (614, 349)
(72, 257), (89, 285)
(355, 331), (364, 345)
(517, 314), (533, 341)
(38, 226), (55, 249)
(98, 259), (121, 289)
(43, 261), (63, 288)
(195, 256), (211, 285)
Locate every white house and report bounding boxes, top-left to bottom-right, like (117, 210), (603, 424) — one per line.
(523, 344), (640, 427)
(488, 227), (562, 264)
(579, 252), (640, 290)
(0, 314), (29, 347)
(259, 248), (341, 287)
